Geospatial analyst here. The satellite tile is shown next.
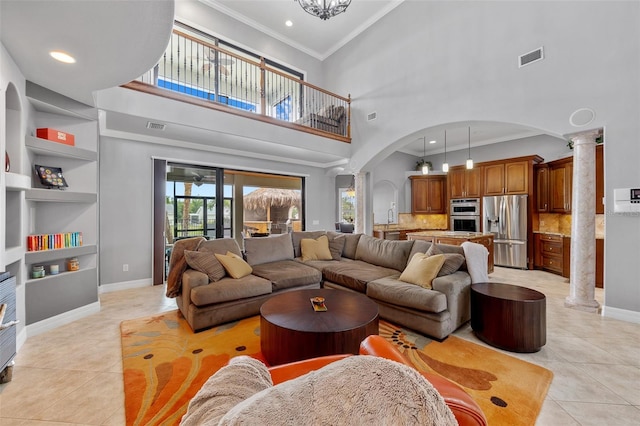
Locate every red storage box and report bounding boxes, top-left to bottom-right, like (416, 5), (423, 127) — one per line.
(36, 128), (75, 146)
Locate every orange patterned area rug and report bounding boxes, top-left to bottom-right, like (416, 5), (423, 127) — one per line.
(121, 310), (552, 426)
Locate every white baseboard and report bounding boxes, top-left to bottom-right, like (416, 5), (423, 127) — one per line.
(26, 301), (101, 337)
(99, 278), (153, 293)
(602, 305), (640, 324)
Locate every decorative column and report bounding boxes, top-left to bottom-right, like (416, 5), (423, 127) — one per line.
(565, 130), (600, 313)
(354, 172), (366, 234)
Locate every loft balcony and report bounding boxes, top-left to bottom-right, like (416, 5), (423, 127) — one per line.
(122, 27), (351, 143)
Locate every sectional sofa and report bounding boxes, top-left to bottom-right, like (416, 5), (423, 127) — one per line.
(169, 230), (484, 339)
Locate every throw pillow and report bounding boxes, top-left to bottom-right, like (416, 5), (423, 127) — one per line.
(438, 253), (466, 277)
(425, 242), (442, 257)
(183, 250), (226, 282)
(215, 251), (253, 279)
(327, 233), (346, 260)
(300, 235), (333, 261)
(399, 253), (445, 289)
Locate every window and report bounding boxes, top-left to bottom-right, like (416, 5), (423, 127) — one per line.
(338, 187), (355, 223)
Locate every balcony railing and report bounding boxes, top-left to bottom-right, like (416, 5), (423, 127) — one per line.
(124, 28), (351, 142)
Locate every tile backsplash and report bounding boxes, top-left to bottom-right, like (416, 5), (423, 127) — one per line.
(538, 213), (604, 238)
(398, 213), (448, 229)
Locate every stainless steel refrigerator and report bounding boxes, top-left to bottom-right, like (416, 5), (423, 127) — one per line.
(482, 194), (528, 269)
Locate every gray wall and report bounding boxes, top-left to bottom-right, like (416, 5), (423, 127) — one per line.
(99, 136), (335, 287)
(325, 1), (640, 315)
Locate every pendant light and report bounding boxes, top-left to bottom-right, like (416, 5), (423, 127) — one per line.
(442, 130), (449, 173)
(466, 127), (474, 170)
(421, 137), (429, 174)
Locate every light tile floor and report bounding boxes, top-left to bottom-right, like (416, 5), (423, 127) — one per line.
(0, 267), (638, 425)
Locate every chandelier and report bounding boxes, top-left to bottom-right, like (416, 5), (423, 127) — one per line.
(296, 0), (352, 20)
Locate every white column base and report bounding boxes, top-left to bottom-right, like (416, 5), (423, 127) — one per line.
(564, 296), (601, 313)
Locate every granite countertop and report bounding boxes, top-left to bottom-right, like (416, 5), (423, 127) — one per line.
(534, 230), (604, 240)
(373, 225), (447, 231)
(406, 231), (494, 238)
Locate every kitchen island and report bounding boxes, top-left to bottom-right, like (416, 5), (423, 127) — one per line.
(407, 231), (494, 274)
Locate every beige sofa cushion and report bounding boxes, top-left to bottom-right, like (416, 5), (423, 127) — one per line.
(340, 233), (362, 259)
(322, 260), (398, 293)
(367, 277), (448, 313)
(355, 234), (413, 271)
(244, 233), (294, 266)
(190, 275), (272, 306)
(198, 238), (243, 257)
(251, 260), (322, 291)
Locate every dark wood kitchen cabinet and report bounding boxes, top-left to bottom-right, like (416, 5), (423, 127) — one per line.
(549, 158), (572, 213)
(410, 175), (446, 214)
(448, 166), (481, 199)
(483, 160), (529, 195)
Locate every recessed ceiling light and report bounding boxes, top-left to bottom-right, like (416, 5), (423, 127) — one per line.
(285, 20), (293, 27)
(50, 51), (76, 64)
(429, 140), (436, 144)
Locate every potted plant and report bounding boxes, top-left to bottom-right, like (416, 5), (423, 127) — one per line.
(567, 135), (603, 149)
(415, 160), (432, 172)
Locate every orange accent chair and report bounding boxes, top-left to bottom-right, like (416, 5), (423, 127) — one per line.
(266, 335), (487, 426)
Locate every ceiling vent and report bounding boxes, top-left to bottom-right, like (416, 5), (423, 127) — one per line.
(146, 121), (166, 131)
(367, 112), (377, 121)
(519, 47), (544, 68)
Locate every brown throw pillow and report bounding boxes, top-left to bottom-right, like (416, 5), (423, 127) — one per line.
(437, 254), (466, 277)
(184, 250), (226, 282)
(327, 233), (346, 260)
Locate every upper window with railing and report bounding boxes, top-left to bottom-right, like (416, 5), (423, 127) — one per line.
(130, 21), (350, 141)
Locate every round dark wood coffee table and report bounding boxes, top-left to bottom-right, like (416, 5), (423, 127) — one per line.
(471, 282), (546, 353)
(260, 289), (379, 365)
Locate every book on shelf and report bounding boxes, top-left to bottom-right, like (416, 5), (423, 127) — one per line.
(27, 232), (83, 252)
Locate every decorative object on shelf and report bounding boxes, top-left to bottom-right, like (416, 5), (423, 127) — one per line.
(417, 137), (432, 174)
(566, 134), (603, 149)
(36, 128), (75, 146)
(4, 151), (9, 172)
(31, 265), (45, 279)
(466, 127), (474, 170)
(49, 264), (59, 275)
(296, 0), (351, 20)
(66, 257), (80, 272)
(34, 164), (68, 189)
(442, 130), (449, 173)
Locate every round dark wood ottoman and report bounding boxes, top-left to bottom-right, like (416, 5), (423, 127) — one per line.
(470, 282), (546, 353)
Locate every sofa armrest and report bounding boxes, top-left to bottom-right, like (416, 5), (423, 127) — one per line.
(182, 269), (209, 304)
(359, 335), (487, 426)
(432, 271), (472, 327)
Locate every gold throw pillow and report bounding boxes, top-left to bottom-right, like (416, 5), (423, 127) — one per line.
(214, 251), (253, 279)
(300, 235), (333, 261)
(399, 253), (445, 289)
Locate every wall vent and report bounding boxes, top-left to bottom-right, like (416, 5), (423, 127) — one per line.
(519, 47), (544, 68)
(146, 121), (166, 131)
(367, 112), (377, 121)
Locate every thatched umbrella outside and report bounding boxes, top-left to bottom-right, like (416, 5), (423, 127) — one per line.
(243, 188), (301, 222)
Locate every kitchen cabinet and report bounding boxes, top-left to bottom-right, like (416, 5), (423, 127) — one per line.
(549, 159), (572, 213)
(410, 175), (446, 214)
(535, 164), (550, 212)
(534, 233), (604, 287)
(536, 233), (563, 275)
(448, 166), (481, 199)
(483, 160), (529, 195)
